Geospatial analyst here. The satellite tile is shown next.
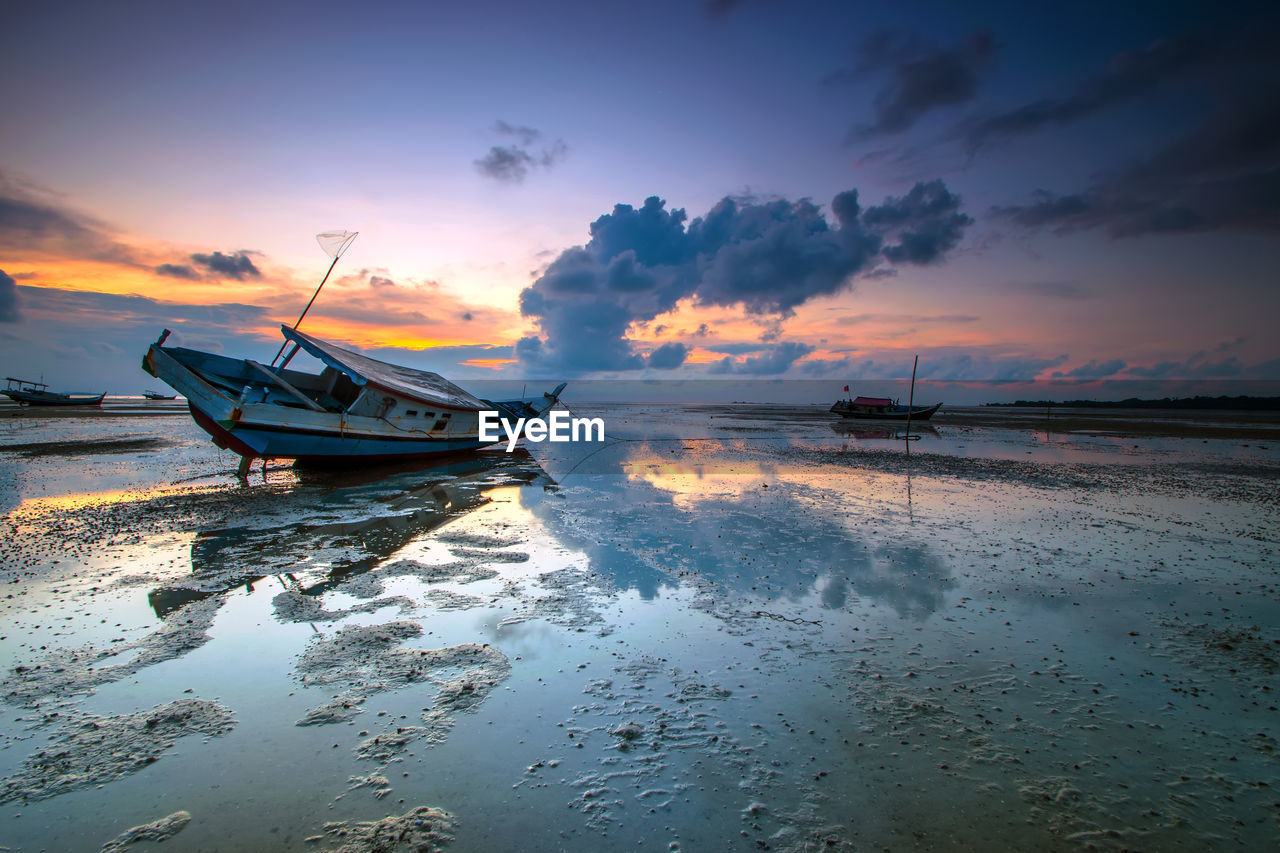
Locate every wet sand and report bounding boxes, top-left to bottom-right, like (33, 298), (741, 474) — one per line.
(0, 403), (1277, 850)
(0, 398), (191, 421)
(936, 405), (1280, 441)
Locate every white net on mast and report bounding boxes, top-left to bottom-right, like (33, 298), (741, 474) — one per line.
(316, 230), (358, 259)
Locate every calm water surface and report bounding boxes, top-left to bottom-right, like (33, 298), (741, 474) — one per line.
(0, 403), (1277, 851)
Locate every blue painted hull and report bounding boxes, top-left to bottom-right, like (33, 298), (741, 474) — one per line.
(829, 401), (941, 421)
(189, 404), (490, 462)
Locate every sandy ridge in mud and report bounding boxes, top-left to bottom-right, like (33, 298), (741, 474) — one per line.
(294, 621), (511, 762)
(273, 589), (417, 623)
(4, 597), (222, 708)
(0, 699), (234, 804)
(305, 805), (454, 852)
(99, 810), (192, 852)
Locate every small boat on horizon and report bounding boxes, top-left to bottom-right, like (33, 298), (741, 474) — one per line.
(142, 389), (178, 400)
(142, 325), (566, 476)
(829, 395), (942, 421)
(831, 355), (940, 423)
(3, 377), (106, 407)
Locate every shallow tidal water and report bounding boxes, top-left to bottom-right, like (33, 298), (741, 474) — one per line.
(0, 403), (1277, 851)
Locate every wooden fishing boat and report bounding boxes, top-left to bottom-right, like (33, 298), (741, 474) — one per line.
(142, 389), (178, 400)
(141, 325), (566, 473)
(831, 356), (940, 424)
(829, 396), (941, 421)
(3, 377), (106, 406)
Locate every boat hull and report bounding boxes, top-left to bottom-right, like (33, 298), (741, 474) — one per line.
(829, 401), (941, 421)
(3, 390), (105, 406)
(189, 403), (488, 463)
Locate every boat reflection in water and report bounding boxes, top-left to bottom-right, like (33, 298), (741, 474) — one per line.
(147, 450), (552, 618)
(830, 421), (940, 440)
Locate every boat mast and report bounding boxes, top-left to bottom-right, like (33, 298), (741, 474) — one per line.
(270, 231), (358, 367)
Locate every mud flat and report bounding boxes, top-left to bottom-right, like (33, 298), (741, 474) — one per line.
(935, 403), (1280, 440)
(0, 403), (1276, 850)
(0, 399), (190, 420)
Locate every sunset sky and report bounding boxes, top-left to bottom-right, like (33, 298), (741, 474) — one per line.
(2, 0), (1277, 400)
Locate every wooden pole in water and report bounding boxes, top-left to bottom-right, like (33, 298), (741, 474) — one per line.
(904, 354), (918, 440)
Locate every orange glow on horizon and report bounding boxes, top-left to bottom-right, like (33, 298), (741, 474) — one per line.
(2, 256), (294, 306)
(682, 347), (726, 365)
(458, 358), (518, 370)
(7, 256), (522, 355)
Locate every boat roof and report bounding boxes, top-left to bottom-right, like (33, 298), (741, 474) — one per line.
(851, 396), (893, 407)
(282, 325), (488, 411)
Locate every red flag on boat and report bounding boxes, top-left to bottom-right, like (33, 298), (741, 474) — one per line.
(843, 385), (849, 392)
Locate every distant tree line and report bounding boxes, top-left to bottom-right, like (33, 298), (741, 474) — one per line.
(984, 396), (1280, 410)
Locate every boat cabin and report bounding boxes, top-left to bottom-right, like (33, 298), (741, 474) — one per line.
(6, 377), (49, 393)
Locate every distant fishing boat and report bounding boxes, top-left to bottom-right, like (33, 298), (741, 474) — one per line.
(831, 356), (940, 423)
(142, 389), (178, 400)
(829, 396), (941, 421)
(142, 325), (566, 474)
(3, 377), (106, 407)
